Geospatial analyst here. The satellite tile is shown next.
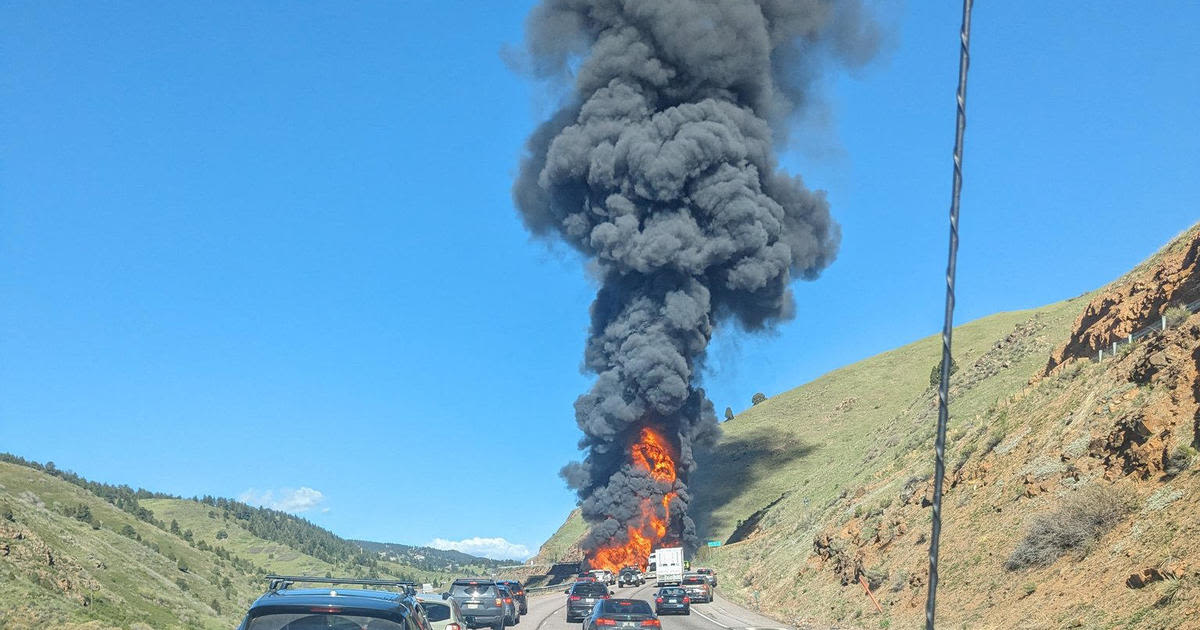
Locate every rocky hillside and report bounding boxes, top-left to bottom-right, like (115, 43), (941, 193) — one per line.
(0, 457), (467, 629)
(543, 223), (1200, 629)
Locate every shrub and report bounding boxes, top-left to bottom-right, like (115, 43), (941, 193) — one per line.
(216, 529), (228, 540)
(175, 577), (189, 591)
(1005, 485), (1134, 570)
(1164, 305), (1193, 327)
(751, 392), (767, 405)
(1165, 445), (1198, 476)
(929, 356), (960, 388)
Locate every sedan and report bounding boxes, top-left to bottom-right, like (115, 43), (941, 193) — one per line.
(653, 587), (690, 616)
(583, 599), (660, 630)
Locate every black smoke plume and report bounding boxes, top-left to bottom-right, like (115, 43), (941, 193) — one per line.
(513, 0), (881, 556)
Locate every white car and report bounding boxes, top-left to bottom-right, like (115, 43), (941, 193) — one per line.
(587, 570), (611, 585)
(417, 594), (468, 630)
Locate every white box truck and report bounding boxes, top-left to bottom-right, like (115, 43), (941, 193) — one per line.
(653, 546), (684, 586)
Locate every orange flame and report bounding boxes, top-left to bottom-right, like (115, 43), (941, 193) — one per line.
(588, 427), (679, 573)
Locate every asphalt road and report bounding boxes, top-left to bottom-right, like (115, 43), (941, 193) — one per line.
(519, 584), (790, 630)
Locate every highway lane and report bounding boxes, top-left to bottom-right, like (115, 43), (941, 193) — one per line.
(519, 584), (791, 630)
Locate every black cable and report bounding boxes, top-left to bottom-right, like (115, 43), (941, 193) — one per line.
(925, 1), (973, 628)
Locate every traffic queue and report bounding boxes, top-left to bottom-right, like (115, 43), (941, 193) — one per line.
(231, 567), (716, 629)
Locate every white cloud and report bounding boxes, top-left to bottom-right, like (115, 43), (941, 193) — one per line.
(238, 487), (326, 513)
(427, 537), (533, 561)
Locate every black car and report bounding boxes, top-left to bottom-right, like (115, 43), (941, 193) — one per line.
(565, 580), (611, 622)
(449, 578), (507, 630)
(583, 598), (660, 630)
(237, 575), (430, 630)
(653, 587), (690, 616)
(495, 580), (528, 615)
(497, 585), (520, 625)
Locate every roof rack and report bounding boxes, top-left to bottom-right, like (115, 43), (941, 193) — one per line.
(266, 575), (417, 595)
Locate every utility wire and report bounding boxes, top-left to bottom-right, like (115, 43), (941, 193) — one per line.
(925, 1), (973, 628)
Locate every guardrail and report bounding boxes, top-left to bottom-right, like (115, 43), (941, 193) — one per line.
(1096, 298), (1200, 361)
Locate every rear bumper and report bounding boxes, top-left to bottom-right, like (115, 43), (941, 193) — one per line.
(656, 604), (690, 614)
(566, 605), (593, 619)
(463, 613), (504, 627)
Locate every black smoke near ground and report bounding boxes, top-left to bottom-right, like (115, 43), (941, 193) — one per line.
(512, 0), (881, 555)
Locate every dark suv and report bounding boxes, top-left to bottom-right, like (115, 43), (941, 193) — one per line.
(565, 580), (610, 622)
(449, 578), (506, 630)
(495, 580), (528, 615)
(237, 575), (429, 630)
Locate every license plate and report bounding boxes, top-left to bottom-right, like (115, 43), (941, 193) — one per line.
(466, 604), (481, 609)
(668, 599), (679, 603)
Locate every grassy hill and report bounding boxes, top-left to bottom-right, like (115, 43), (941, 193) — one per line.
(542, 223), (1200, 629)
(0, 457), (475, 629)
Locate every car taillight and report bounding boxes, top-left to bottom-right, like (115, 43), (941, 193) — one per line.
(682, 597), (690, 603)
(570, 595), (581, 601)
(655, 597), (663, 603)
(601, 595), (611, 599)
(495, 598), (504, 606)
(640, 620), (661, 627)
(505, 598), (513, 604)
(595, 619), (616, 626)
(447, 624), (461, 630)
(310, 606), (343, 613)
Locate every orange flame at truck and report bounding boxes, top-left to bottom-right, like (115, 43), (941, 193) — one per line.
(588, 427), (679, 573)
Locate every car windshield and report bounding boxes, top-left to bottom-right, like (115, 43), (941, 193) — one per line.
(246, 613), (404, 630)
(451, 584), (497, 598)
(421, 603), (451, 623)
(602, 600), (652, 615)
(571, 583), (609, 596)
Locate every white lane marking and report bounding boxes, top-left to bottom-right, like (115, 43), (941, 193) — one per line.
(690, 608), (732, 630)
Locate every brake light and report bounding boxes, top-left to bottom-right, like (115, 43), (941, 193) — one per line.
(682, 597), (690, 603)
(505, 598), (513, 604)
(309, 606), (343, 613)
(655, 598), (663, 603)
(447, 624), (461, 630)
(595, 619), (616, 626)
(495, 598), (504, 606)
(601, 595), (611, 600)
(640, 620), (660, 627)
(570, 596), (581, 601)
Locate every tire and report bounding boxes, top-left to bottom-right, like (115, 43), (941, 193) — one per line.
(493, 620), (504, 630)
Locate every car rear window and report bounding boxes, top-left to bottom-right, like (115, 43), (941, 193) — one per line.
(421, 602), (451, 623)
(659, 588), (685, 596)
(247, 613), (405, 629)
(602, 600), (652, 614)
(451, 584), (498, 598)
(571, 583), (609, 596)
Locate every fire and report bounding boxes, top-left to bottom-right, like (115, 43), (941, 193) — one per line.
(588, 427), (679, 573)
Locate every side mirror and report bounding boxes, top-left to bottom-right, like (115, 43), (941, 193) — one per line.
(564, 589), (571, 594)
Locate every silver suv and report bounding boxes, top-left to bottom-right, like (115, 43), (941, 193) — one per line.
(449, 579), (506, 630)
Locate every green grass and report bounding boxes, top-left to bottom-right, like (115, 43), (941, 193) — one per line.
(0, 464), (461, 629)
(0, 461), (256, 629)
(691, 298), (1086, 543)
(532, 508), (586, 564)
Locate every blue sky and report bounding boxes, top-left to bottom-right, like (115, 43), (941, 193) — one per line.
(1, 2), (1196, 560)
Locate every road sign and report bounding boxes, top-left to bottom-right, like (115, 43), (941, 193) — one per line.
(706, 540), (722, 547)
